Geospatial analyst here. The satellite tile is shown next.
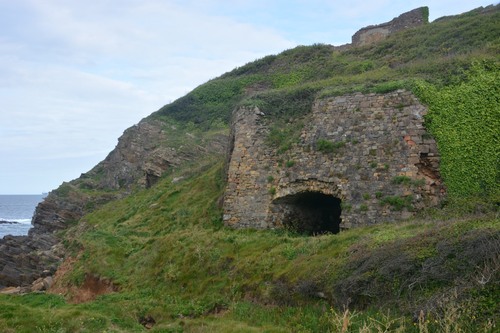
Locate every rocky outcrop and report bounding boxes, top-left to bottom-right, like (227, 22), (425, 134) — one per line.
(0, 274), (54, 295)
(0, 179), (115, 288)
(0, 233), (62, 288)
(31, 189), (90, 234)
(81, 118), (227, 190)
(223, 90), (445, 232)
(84, 120), (181, 190)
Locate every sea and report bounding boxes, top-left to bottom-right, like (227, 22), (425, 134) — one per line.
(0, 194), (46, 239)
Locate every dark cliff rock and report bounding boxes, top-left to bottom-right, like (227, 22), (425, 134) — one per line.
(30, 189), (89, 235)
(86, 120), (178, 190)
(81, 118), (227, 190)
(0, 190), (89, 288)
(0, 234), (62, 288)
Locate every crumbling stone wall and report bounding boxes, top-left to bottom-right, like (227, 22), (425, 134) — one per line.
(223, 90), (444, 231)
(352, 7), (428, 46)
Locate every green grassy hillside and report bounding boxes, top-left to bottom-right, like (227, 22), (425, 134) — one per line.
(0, 161), (498, 332)
(0, 5), (499, 333)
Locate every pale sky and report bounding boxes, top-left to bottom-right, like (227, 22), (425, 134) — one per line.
(0, 0), (494, 194)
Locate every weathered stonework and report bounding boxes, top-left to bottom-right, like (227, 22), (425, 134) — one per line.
(223, 90), (444, 232)
(352, 7), (427, 46)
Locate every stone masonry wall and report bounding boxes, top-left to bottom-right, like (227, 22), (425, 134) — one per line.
(223, 90), (444, 230)
(352, 7), (427, 46)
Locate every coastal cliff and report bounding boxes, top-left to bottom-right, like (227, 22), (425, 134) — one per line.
(0, 117), (227, 288)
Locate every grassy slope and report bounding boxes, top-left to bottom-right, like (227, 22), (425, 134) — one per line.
(1, 5), (499, 333)
(0, 161), (497, 332)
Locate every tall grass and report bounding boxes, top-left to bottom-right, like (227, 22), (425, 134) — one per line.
(1, 158), (497, 331)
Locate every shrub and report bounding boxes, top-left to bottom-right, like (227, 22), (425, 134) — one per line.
(341, 202), (352, 212)
(392, 175), (426, 187)
(360, 204), (369, 212)
(372, 80), (408, 94)
(316, 139), (346, 154)
(392, 175), (412, 186)
(380, 195), (413, 211)
(316, 139), (335, 153)
(265, 120), (304, 154)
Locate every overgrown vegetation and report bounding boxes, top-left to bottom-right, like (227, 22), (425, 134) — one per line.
(380, 195), (414, 211)
(1, 5), (499, 332)
(414, 61), (499, 199)
(1, 159), (498, 332)
(316, 139), (346, 154)
(153, 5), (499, 129)
(392, 175), (426, 188)
(265, 118), (305, 154)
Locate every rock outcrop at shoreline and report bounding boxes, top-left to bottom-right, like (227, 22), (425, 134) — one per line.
(0, 220), (20, 224)
(0, 190), (92, 288)
(0, 233), (61, 288)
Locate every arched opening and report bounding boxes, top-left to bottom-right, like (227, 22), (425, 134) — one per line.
(273, 191), (342, 235)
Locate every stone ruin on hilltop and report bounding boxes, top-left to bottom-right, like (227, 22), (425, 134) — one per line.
(331, 7), (428, 51)
(352, 7), (428, 46)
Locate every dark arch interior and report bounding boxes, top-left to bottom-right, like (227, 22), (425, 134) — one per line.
(276, 191), (342, 235)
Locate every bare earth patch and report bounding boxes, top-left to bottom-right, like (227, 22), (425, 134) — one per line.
(49, 256), (118, 304)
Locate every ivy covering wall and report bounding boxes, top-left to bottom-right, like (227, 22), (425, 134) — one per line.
(414, 62), (499, 199)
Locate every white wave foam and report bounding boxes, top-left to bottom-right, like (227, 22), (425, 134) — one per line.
(0, 218), (31, 224)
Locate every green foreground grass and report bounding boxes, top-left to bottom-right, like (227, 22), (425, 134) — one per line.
(1, 160), (498, 332)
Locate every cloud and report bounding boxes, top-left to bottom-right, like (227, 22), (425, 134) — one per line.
(23, 0), (291, 61)
(0, 0), (296, 193)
